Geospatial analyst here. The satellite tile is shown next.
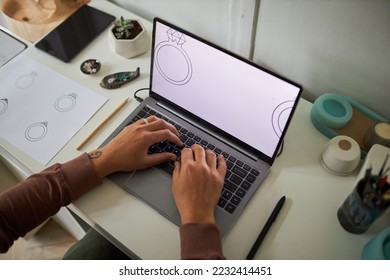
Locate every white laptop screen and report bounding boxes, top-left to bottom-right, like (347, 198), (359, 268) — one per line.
(151, 19), (301, 159)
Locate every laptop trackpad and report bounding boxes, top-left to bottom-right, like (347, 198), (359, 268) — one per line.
(124, 168), (177, 218)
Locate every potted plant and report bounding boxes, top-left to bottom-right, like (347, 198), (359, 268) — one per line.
(108, 16), (150, 58)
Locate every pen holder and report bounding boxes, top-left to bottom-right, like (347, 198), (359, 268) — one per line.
(337, 177), (389, 234)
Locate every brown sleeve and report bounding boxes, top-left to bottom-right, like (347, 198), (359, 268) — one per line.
(180, 223), (225, 259)
(0, 153), (101, 253)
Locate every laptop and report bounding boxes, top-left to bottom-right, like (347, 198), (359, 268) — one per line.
(100, 18), (302, 237)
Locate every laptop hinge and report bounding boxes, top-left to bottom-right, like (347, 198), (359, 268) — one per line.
(157, 101), (259, 162)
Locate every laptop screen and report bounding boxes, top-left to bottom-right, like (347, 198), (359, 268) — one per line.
(151, 19), (301, 159)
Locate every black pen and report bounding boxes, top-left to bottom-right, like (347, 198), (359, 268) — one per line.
(246, 195), (286, 260)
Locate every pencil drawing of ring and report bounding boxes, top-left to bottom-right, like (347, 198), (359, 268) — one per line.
(55, 93), (77, 112)
(25, 121), (48, 142)
(15, 71), (38, 89)
(271, 100), (295, 138)
(155, 28), (192, 85)
(0, 98), (8, 115)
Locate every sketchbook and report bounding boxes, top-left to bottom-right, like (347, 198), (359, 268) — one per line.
(0, 55), (107, 165)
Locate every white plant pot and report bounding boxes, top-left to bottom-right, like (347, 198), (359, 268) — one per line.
(108, 20), (150, 59)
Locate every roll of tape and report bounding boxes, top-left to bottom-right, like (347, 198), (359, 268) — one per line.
(363, 122), (390, 150)
(311, 93), (353, 129)
(321, 135), (361, 175)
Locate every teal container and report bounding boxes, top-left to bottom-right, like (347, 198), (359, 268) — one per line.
(361, 227), (390, 260)
(311, 93), (353, 129)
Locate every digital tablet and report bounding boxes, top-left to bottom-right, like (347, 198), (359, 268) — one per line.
(0, 30), (27, 68)
(35, 5), (115, 62)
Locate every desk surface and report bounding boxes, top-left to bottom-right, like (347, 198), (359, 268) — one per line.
(1, 0), (389, 260)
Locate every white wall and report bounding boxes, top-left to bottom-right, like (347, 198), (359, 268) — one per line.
(253, 0), (390, 120)
(108, 0), (258, 58)
(111, 0), (389, 120)
(3, 0), (387, 119)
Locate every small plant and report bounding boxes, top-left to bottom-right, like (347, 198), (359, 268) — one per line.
(108, 16), (149, 58)
(112, 16), (143, 40)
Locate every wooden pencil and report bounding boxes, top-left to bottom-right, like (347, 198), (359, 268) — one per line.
(76, 98), (129, 150)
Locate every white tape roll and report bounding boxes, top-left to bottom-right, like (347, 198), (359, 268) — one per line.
(321, 135), (361, 175)
(364, 122), (390, 150)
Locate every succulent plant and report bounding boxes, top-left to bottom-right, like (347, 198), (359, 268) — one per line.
(112, 16), (142, 40)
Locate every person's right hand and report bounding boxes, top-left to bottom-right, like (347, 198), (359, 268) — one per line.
(172, 144), (227, 225)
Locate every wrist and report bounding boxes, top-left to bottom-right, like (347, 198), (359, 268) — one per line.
(88, 149), (114, 179)
(180, 211), (216, 225)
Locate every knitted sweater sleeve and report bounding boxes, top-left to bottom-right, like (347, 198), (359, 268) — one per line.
(0, 154), (101, 253)
(180, 223), (225, 259)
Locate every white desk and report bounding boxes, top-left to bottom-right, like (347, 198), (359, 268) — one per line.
(1, 0), (389, 260)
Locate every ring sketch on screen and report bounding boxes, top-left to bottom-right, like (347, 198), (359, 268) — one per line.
(271, 100), (295, 138)
(155, 28), (193, 85)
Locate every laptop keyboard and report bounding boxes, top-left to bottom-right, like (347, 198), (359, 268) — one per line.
(128, 106), (260, 214)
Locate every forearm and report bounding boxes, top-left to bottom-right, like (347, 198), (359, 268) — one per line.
(0, 153), (101, 253)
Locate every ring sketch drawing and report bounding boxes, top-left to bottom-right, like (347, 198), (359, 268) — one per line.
(0, 98), (8, 115)
(25, 121), (48, 142)
(155, 28), (193, 85)
(55, 93), (77, 112)
(15, 71), (38, 89)
(271, 100), (295, 138)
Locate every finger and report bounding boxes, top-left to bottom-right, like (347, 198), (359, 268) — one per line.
(217, 154), (227, 178)
(205, 149), (217, 168)
(172, 160), (181, 180)
(180, 147), (194, 163)
(135, 115), (158, 126)
(144, 115), (159, 124)
(144, 152), (177, 167)
(191, 144), (206, 162)
(147, 129), (183, 147)
(144, 118), (180, 137)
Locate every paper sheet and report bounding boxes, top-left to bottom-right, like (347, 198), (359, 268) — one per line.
(0, 55), (107, 165)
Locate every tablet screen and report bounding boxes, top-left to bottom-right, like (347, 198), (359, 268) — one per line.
(35, 5), (115, 62)
(0, 30), (27, 68)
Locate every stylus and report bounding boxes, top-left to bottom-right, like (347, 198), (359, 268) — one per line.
(246, 195), (286, 260)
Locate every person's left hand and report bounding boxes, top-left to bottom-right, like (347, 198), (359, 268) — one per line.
(90, 116), (183, 178)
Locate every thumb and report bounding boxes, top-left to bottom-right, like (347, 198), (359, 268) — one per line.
(172, 160), (181, 179)
(146, 152), (176, 167)
(217, 154), (227, 178)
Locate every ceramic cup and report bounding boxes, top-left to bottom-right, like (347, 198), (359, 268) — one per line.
(321, 135), (360, 175)
(363, 122), (390, 150)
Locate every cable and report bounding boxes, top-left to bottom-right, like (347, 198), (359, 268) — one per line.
(133, 87), (149, 103)
(277, 140), (284, 157)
